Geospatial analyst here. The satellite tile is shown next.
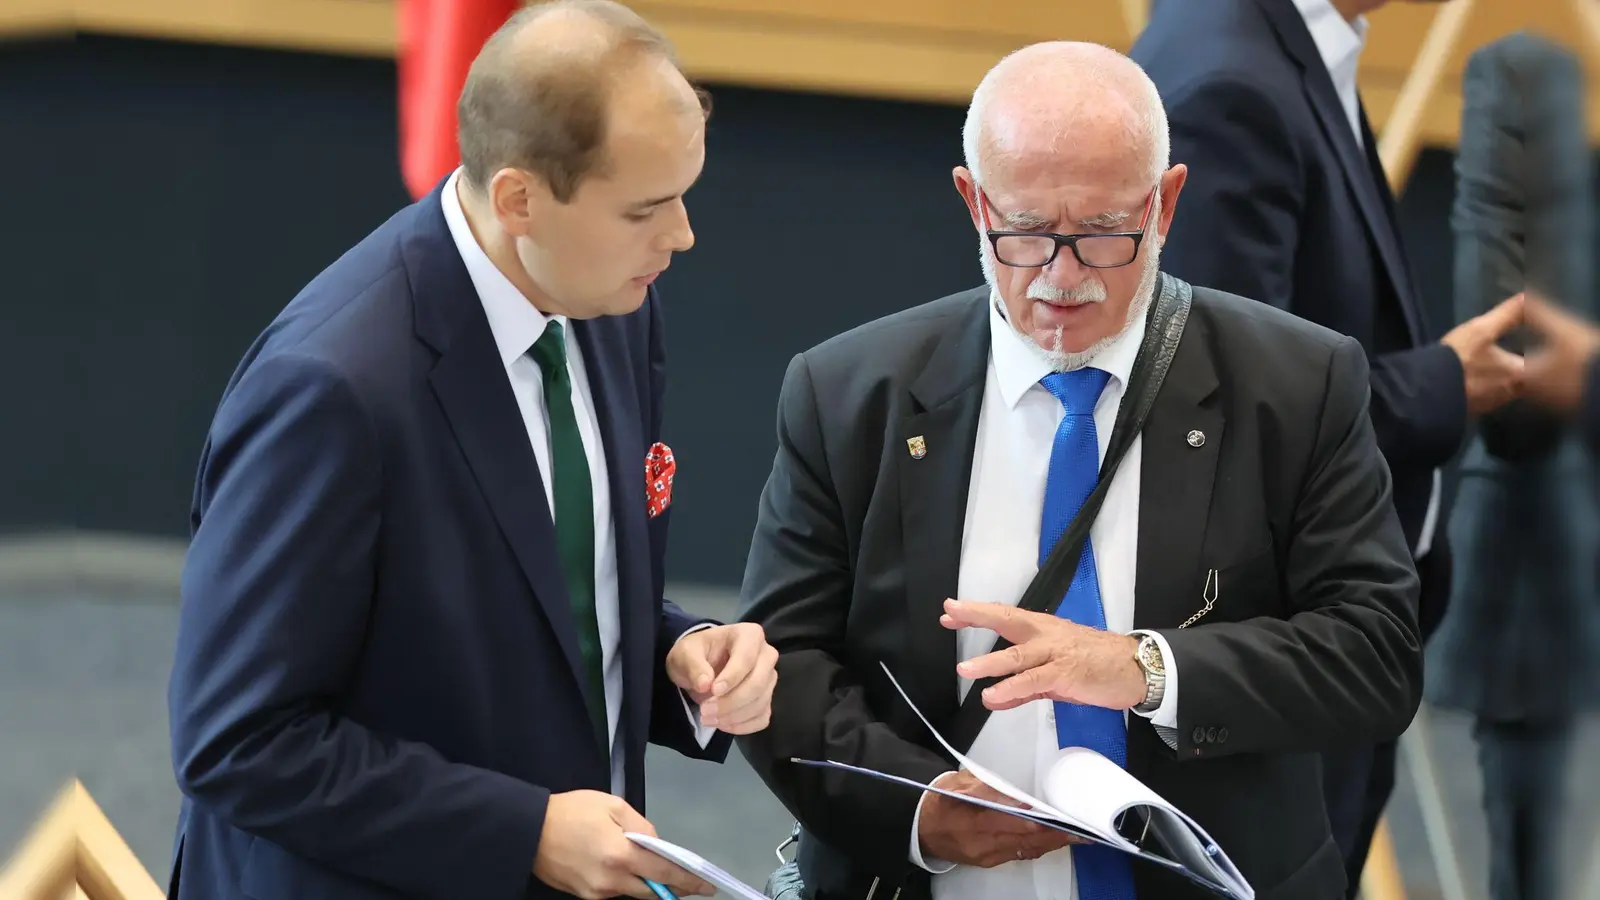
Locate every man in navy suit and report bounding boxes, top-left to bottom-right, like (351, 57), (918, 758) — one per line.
(166, 3), (778, 899)
(1131, 0), (1524, 892)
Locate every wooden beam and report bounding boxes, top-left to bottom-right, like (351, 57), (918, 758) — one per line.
(1361, 818), (1409, 900)
(0, 781), (165, 900)
(0, 783), (76, 900)
(74, 784), (164, 900)
(1120, 0), (1150, 38)
(1378, 0), (1477, 193)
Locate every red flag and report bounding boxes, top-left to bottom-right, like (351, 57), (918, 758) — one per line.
(398, 0), (521, 200)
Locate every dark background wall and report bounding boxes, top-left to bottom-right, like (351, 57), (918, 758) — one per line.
(1, 35), (1467, 586)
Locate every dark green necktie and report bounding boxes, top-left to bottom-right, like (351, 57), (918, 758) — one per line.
(528, 321), (607, 746)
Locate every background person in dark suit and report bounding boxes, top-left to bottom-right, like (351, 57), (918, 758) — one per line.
(737, 41), (1422, 900)
(165, 4), (777, 899)
(1427, 34), (1600, 900)
(1130, 1), (1523, 891)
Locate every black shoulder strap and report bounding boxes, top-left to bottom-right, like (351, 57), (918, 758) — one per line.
(945, 274), (1193, 755)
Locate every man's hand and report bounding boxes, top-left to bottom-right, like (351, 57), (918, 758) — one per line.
(666, 622), (778, 734)
(532, 790), (716, 900)
(1440, 293), (1526, 416)
(918, 771), (1084, 867)
(941, 600), (1144, 712)
(1522, 293), (1600, 414)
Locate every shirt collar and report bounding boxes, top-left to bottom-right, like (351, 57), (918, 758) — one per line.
(988, 291), (1148, 410)
(1292, 0), (1368, 81)
(440, 168), (561, 369)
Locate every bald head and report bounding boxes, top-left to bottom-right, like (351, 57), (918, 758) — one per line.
(457, 0), (707, 202)
(963, 42), (1168, 192)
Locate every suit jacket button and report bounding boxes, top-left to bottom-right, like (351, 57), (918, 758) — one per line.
(1216, 727), (1229, 744)
(1206, 727), (1219, 743)
(1191, 726), (1206, 745)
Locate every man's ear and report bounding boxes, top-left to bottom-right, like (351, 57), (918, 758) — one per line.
(1155, 164), (1187, 240)
(952, 166), (983, 232)
(488, 168), (542, 239)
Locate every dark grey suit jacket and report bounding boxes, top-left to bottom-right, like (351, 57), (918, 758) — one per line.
(736, 276), (1422, 900)
(1426, 33), (1600, 722)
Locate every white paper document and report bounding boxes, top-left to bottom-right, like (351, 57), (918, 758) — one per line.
(788, 662), (1254, 899)
(625, 832), (770, 900)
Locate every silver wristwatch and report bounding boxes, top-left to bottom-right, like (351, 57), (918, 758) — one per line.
(1133, 633), (1166, 714)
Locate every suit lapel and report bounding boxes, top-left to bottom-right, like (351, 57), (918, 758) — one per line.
(570, 316), (652, 779)
(899, 290), (991, 729)
(1132, 310), (1223, 630)
(406, 185), (602, 730)
(429, 323), (602, 720)
(1254, 0), (1426, 344)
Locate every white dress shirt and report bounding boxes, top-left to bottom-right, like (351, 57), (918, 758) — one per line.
(441, 169), (714, 797)
(1293, 0), (1442, 558)
(906, 297), (1178, 900)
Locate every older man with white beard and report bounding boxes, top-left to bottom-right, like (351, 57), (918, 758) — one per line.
(736, 40), (1422, 900)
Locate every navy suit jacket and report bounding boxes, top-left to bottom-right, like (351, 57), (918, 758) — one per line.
(167, 181), (731, 900)
(1132, 0), (1467, 564)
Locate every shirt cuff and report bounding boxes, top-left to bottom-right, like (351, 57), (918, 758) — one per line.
(908, 772), (960, 873)
(1128, 630), (1178, 728)
(674, 623), (719, 749)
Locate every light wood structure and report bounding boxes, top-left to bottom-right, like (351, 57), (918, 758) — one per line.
(1375, 0), (1600, 190)
(0, 782), (164, 900)
(0, 0), (1598, 153)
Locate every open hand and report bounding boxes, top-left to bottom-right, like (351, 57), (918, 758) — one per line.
(666, 622), (778, 734)
(918, 770), (1084, 867)
(1441, 292), (1526, 415)
(941, 599), (1144, 712)
(532, 790), (716, 900)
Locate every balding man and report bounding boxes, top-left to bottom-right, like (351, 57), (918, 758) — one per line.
(737, 42), (1420, 900)
(166, 3), (776, 899)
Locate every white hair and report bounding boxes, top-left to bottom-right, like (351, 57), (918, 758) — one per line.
(962, 42), (1170, 188)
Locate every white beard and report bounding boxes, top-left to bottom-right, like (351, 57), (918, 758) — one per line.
(981, 236), (1163, 372)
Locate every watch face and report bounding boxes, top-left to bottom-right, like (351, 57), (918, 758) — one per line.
(1140, 639), (1165, 675)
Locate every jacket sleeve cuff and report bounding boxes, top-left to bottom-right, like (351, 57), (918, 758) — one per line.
(673, 623), (719, 748)
(1128, 630), (1178, 727)
(907, 772), (960, 873)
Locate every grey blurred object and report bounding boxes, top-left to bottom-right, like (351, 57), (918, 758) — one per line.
(1428, 30), (1600, 900)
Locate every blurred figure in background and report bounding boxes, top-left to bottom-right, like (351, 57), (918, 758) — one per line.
(1132, 1), (1523, 891)
(1426, 32), (1600, 900)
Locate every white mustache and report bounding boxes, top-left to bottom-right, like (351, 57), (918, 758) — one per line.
(1027, 276), (1107, 305)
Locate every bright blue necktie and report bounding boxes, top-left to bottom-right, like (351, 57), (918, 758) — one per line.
(1039, 369), (1135, 900)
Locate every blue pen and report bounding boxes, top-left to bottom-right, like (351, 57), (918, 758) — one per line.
(644, 880), (680, 900)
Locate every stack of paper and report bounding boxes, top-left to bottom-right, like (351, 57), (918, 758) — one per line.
(788, 663), (1253, 899)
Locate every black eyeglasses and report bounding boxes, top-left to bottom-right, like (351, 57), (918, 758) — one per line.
(978, 186), (1158, 269)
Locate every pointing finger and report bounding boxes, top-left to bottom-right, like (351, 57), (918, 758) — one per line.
(1476, 292), (1525, 340)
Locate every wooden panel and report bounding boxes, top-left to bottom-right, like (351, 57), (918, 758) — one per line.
(73, 0), (395, 56)
(633, 0), (1132, 46)
(8, 0), (1600, 146)
(0, 0), (71, 39)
